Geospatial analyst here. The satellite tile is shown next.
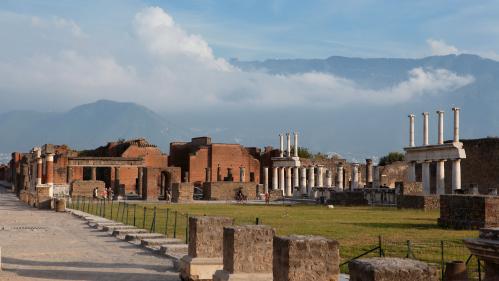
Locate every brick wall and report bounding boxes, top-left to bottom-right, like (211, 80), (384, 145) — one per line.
(438, 194), (499, 229)
(171, 182), (194, 203)
(71, 180), (106, 197)
(203, 182), (258, 200)
(397, 195), (439, 210)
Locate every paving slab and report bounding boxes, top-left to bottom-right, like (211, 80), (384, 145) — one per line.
(141, 238), (183, 247)
(160, 244), (188, 255)
(125, 233), (166, 241)
(0, 187), (180, 281)
(112, 228), (148, 237)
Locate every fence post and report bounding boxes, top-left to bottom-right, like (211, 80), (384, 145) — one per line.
(165, 208), (169, 237)
(142, 207), (146, 229)
(121, 202), (126, 222)
(110, 200), (114, 220)
(440, 240), (444, 281)
(173, 211), (178, 238)
(406, 240), (414, 259)
(126, 203), (130, 225)
(378, 235), (384, 257)
(185, 213), (189, 244)
(256, 217), (260, 225)
(133, 204), (137, 226)
(478, 256), (481, 281)
(151, 207), (157, 233)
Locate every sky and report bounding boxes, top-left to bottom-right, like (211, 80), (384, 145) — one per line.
(0, 0), (496, 113)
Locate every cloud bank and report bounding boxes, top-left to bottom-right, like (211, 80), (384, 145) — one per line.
(0, 7), (474, 112)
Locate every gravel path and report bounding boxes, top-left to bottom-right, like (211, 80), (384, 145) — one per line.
(0, 187), (180, 281)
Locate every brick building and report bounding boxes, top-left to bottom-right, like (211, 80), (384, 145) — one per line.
(169, 137), (260, 186)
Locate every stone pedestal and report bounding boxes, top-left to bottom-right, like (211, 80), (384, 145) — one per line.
(213, 225), (274, 281)
(180, 216), (234, 281)
(273, 235), (340, 281)
(348, 257), (438, 281)
(142, 167), (161, 201)
(464, 227), (499, 281)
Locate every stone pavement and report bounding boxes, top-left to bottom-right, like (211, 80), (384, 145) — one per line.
(0, 187), (180, 281)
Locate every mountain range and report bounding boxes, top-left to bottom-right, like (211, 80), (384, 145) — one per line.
(1, 54), (498, 163)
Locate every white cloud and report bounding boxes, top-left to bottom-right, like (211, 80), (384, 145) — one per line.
(427, 38), (459, 55)
(0, 8), (475, 112)
(31, 16), (85, 37)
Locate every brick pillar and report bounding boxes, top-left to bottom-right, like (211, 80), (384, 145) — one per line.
(180, 216), (234, 281)
(217, 165), (222, 181)
(349, 257), (438, 281)
(91, 167), (96, 181)
(46, 154), (54, 185)
(114, 167), (120, 196)
(273, 235), (340, 281)
(213, 225), (274, 281)
(137, 167), (143, 196)
(205, 167), (211, 182)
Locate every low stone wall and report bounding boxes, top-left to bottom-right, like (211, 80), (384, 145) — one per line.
(397, 195), (440, 211)
(330, 191), (368, 206)
(36, 186), (52, 209)
(71, 180), (105, 197)
(171, 182), (194, 203)
(202, 182), (258, 201)
(269, 189), (283, 201)
(438, 194), (499, 229)
(349, 257), (438, 281)
(399, 181), (423, 195)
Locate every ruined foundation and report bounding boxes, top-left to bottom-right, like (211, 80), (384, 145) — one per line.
(438, 194), (499, 229)
(348, 257), (439, 281)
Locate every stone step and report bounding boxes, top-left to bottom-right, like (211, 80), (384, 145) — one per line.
(159, 243), (188, 255)
(140, 238), (183, 247)
(102, 224), (135, 232)
(88, 220), (115, 226)
(112, 228), (147, 237)
(125, 232), (166, 242)
(91, 222), (123, 228)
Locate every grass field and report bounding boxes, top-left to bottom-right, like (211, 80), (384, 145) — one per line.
(73, 199), (480, 275)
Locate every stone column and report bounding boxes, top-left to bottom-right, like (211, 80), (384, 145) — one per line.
(422, 161), (430, 194)
(326, 169), (332, 187)
(307, 166), (315, 190)
(272, 167), (278, 190)
(263, 167), (269, 193)
(293, 167), (299, 188)
(407, 162), (416, 182)
(300, 167), (307, 195)
(279, 167), (285, 191)
(337, 164), (344, 190)
(279, 134), (284, 157)
(137, 167), (143, 196)
(373, 166), (380, 189)
(317, 166), (324, 187)
(114, 166), (121, 195)
(423, 112), (429, 146)
(452, 159), (461, 191)
(46, 153), (54, 185)
(91, 167), (97, 181)
(67, 166), (73, 184)
(293, 132), (298, 157)
(273, 235), (340, 281)
(239, 166), (245, 183)
(285, 167), (292, 196)
(437, 110), (444, 144)
(286, 133), (291, 157)
(409, 113), (415, 147)
(203, 167), (210, 182)
(452, 107), (460, 142)
(436, 160), (445, 194)
(366, 159), (373, 187)
(36, 157), (42, 186)
(352, 164), (359, 189)
(213, 225), (275, 281)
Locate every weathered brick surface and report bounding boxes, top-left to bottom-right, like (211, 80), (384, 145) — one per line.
(397, 195), (439, 210)
(273, 235), (340, 281)
(348, 257), (439, 281)
(399, 182), (423, 195)
(142, 167), (160, 200)
(71, 180), (105, 197)
(202, 182), (257, 200)
(330, 191), (368, 206)
(188, 216), (234, 258)
(36, 186), (52, 209)
(438, 194), (499, 229)
(171, 182), (194, 203)
(223, 225), (275, 274)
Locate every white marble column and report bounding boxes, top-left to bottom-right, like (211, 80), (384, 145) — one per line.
(452, 159), (461, 191)
(263, 167), (269, 193)
(452, 107), (460, 142)
(279, 134), (284, 157)
(279, 167), (285, 190)
(409, 113), (415, 147)
(317, 166), (324, 187)
(293, 132), (298, 157)
(373, 165), (380, 188)
(423, 112), (429, 146)
(407, 162), (416, 182)
(437, 110), (444, 144)
(300, 167), (307, 194)
(337, 164), (344, 190)
(436, 160), (445, 194)
(293, 167), (299, 188)
(422, 161), (431, 194)
(46, 153), (54, 197)
(285, 167), (292, 196)
(272, 167), (278, 190)
(286, 133), (291, 157)
(326, 169), (332, 187)
(352, 164), (359, 189)
(307, 166), (315, 194)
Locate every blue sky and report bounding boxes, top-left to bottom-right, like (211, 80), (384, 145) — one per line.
(2, 0), (499, 60)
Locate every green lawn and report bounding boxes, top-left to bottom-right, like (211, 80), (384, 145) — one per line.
(72, 199), (480, 275)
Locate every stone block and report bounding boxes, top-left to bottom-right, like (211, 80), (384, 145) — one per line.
(348, 257), (439, 281)
(273, 235), (340, 281)
(438, 195), (499, 229)
(142, 168), (161, 201)
(172, 182), (194, 203)
(203, 182), (258, 201)
(330, 191), (368, 206)
(397, 195), (439, 210)
(180, 216), (234, 281)
(213, 225), (274, 281)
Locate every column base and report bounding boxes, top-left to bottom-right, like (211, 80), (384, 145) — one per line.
(180, 255), (223, 281)
(213, 270), (272, 281)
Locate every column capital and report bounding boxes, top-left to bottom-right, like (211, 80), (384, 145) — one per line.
(408, 113), (415, 118)
(436, 110), (444, 114)
(452, 107), (460, 112)
(46, 153), (54, 162)
(422, 112), (429, 116)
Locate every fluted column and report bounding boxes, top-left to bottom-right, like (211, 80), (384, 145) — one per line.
(436, 160), (445, 194)
(452, 107), (460, 142)
(326, 169), (332, 187)
(300, 167), (307, 194)
(437, 110), (444, 144)
(422, 161), (430, 194)
(409, 113), (415, 147)
(337, 164), (344, 190)
(286, 133), (291, 157)
(272, 167), (278, 190)
(366, 159), (373, 186)
(423, 112), (429, 145)
(279, 134), (284, 157)
(351, 164), (359, 189)
(293, 132), (298, 157)
(279, 167), (285, 190)
(285, 167), (292, 196)
(293, 167), (299, 188)
(263, 167), (269, 193)
(452, 159), (461, 191)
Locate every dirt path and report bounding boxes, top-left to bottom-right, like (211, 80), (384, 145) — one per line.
(0, 187), (180, 281)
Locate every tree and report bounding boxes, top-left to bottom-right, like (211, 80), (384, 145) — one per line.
(379, 152), (405, 166)
(294, 146), (313, 158)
